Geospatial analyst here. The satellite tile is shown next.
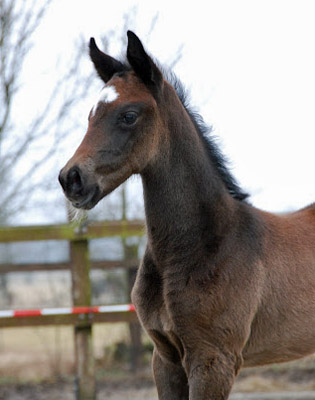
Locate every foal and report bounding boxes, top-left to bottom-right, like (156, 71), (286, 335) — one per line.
(59, 31), (315, 399)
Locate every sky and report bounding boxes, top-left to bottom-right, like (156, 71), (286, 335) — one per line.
(17, 0), (315, 222)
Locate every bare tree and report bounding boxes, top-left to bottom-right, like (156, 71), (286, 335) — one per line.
(0, 0), (95, 224)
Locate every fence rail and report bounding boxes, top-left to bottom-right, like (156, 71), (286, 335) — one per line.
(0, 219), (145, 400)
(0, 219), (144, 242)
(0, 258), (140, 273)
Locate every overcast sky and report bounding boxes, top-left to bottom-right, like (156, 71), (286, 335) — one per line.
(20, 0), (315, 221)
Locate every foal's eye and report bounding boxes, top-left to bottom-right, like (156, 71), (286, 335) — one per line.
(121, 111), (138, 125)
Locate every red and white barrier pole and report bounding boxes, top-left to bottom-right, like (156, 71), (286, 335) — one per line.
(0, 304), (136, 318)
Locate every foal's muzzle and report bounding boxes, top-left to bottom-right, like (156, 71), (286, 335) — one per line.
(58, 166), (100, 209)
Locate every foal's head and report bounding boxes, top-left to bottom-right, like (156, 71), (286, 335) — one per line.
(59, 31), (170, 210)
(59, 31), (247, 210)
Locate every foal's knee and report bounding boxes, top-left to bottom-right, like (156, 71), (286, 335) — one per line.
(185, 350), (242, 399)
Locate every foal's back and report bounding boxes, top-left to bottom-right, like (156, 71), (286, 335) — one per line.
(243, 203), (315, 367)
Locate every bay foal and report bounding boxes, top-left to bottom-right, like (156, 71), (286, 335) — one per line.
(59, 31), (315, 399)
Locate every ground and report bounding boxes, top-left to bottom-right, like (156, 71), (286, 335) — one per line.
(1, 360), (315, 400)
(1, 325), (315, 399)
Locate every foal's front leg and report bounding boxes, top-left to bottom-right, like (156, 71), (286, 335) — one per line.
(153, 349), (189, 400)
(185, 348), (242, 400)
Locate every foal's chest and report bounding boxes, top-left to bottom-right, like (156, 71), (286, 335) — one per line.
(131, 257), (189, 364)
(131, 255), (180, 333)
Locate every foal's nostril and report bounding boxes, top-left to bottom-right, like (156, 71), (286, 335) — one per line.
(67, 167), (83, 196)
(58, 170), (66, 191)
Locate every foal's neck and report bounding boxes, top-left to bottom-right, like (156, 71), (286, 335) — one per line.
(141, 96), (236, 265)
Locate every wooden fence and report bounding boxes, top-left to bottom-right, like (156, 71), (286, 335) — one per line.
(0, 220), (145, 400)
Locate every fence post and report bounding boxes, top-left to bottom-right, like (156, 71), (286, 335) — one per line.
(70, 235), (96, 400)
(124, 242), (143, 371)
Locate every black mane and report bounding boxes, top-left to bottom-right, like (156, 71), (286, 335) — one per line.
(166, 72), (249, 202)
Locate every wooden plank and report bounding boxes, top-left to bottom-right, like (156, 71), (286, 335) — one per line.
(0, 311), (138, 328)
(0, 258), (140, 273)
(0, 262), (71, 273)
(0, 220), (144, 243)
(87, 220), (145, 240)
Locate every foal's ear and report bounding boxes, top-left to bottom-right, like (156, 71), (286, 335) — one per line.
(127, 31), (163, 95)
(89, 38), (125, 83)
